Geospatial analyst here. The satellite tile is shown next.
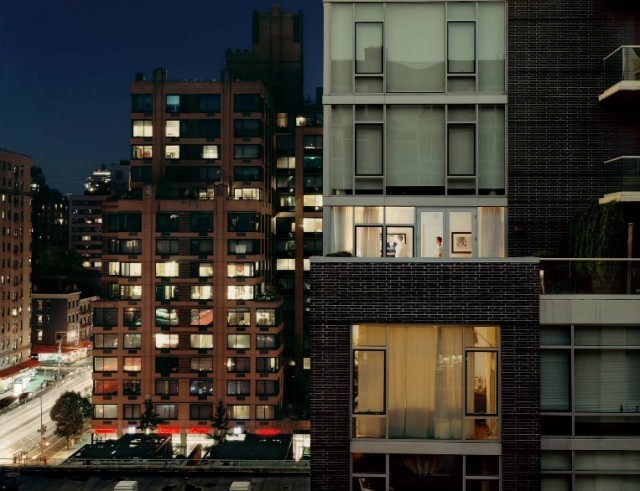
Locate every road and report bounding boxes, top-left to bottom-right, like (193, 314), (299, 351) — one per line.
(0, 367), (92, 465)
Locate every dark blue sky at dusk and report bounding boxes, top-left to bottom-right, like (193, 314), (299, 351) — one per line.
(0, 0), (323, 194)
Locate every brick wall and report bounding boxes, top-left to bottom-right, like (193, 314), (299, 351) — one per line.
(310, 258), (540, 491)
(508, 0), (639, 256)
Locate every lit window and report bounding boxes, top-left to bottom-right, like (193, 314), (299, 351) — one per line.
(132, 145), (152, 159)
(277, 259), (295, 271)
(166, 95), (180, 113)
(94, 357), (118, 372)
(190, 334), (213, 349)
(155, 334), (179, 349)
(155, 308), (178, 326)
(227, 308), (250, 326)
(190, 308), (213, 327)
(156, 261), (179, 278)
(191, 285), (213, 300)
(303, 195), (323, 208)
(227, 334), (250, 350)
(227, 380), (250, 396)
(123, 357), (142, 372)
(228, 405), (250, 420)
(256, 405), (276, 420)
(93, 405), (117, 419)
(166, 120), (180, 137)
(132, 120), (153, 137)
(190, 357), (213, 372)
(123, 334), (141, 349)
(303, 218), (323, 233)
(155, 379), (179, 395)
(190, 379), (213, 395)
(165, 145), (180, 159)
(227, 263), (255, 278)
(226, 357), (250, 373)
(227, 285), (254, 300)
(202, 145), (219, 159)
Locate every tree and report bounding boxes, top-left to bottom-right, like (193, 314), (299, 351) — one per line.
(209, 400), (229, 445)
(138, 399), (164, 433)
(50, 391), (91, 448)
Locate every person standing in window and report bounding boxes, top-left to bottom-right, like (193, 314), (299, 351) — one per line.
(435, 236), (443, 257)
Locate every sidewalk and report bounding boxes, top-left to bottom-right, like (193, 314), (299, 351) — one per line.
(48, 430), (92, 464)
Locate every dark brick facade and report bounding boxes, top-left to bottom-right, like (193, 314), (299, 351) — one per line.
(508, 0), (640, 256)
(310, 258), (540, 491)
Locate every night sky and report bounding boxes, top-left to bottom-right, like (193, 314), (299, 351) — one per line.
(0, 0), (323, 194)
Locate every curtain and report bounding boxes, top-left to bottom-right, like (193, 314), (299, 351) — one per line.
(388, 325), (462, 439)
(478, 207), (505, 257)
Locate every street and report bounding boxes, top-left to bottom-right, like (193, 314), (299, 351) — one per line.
(0, 366), (92, 465)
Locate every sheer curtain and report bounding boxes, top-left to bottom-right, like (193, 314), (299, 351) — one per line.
(388, 325), (462, 438)
(478, 207), (505, 257)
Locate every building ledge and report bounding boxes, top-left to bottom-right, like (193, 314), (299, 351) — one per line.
(599, 80), (640, 102)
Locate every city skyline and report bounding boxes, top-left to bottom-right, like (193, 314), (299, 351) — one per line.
(0, 0), (323, 195)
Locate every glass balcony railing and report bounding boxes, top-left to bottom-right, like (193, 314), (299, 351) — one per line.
(539, 258), (640, 295)
(601, 46), (640, 101)
(603, 156), (640, 195)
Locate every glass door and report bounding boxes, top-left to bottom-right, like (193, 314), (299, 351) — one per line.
(418, 208), (476, 258)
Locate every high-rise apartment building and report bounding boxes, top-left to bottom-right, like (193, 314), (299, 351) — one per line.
(0, 149), (33, 390)
(312, 1), (640, 490)
(91, 69), (286, 452)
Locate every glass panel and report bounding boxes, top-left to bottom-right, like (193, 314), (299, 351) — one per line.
(448, 3), (475, 19)
(352, 324), (387, 347)
(575, 326), (640, 346)
(541, 451), (572, 471)
(466, 352), (497, 414)
(420, 211), (445, 258)
(466, 481), (499, 491)
(449, 211), (473, 257)
(448, 125), (475, 176)
(353, 453), (386, 474)
(355, 78), (383, 93)
(387, 106), (445, 190)
(329, 4), (353, 93)
(330, 106), (353, 194)
(385, 207), (414, 224)
(331, 207), (354, 254)
(541, 350), (571, 411)
(356, 125), (383, 175)
(575, 451), (640, 471)
(355, 3), (383, 21)
(478, 3), (506, 92)
(389, 454), (462, 490)
(464, 326), (499, 348)
(541, 326), (571, 346)
(353, 416), (385, 438)
(540, 476), (571, 491)
(352, 478), (385, 491)
(356, 23), (382, 74)
(354, 350), (385, 413)
(466, 455), (499, 476)
(575, 350), (640, 413)
(448, 106), (475, 122)
(465, 417), (499, 440)
(576, 476), (640, 490)
(477, 207), (505, 257)
(355, 105), (383, 122)
(387, 4), (445, 92)
(478, 106), (505, 193)
(448, 22), (475, 73)
(355, 206), (383, 224)
(386, 226), (413, 258)
(355, 226), (382, 257)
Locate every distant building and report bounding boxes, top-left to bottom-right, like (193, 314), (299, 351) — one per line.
(0, 149), (33, 390)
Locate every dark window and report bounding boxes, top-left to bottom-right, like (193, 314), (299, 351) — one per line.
(199, 94), (221, 112)
(94, 308), (118, 327)
(234, 94), (263, 113)
(155, 356), (179, 374)
(256, 334), (278, 349)
(155, 285), (179, 301)
(256, 380), (279, 396)
(190, 213), (213, 233)
(227, 239), (260, 255)
(94, 334), (118, 349)
(256, 357), (280, 373)
(108, 239), (142, 254)
(123, 404), (141, 419)
(165, 166), (221, 182)
(234, 119), (263, 138)
(123, 309), (142, 327)
(190, 404), (213, 420)
(123, 380), (141, 396)
(234, 145), (262, 159)
(132, 94), (152, 113)
(166, 95), (180, 113)
(131, 166), (152, 183)
(190, 239), (213, 255)
(276, 135), (295, 155)
(234, 166), (263, 182)
(156, 212), (180, 233)
(106, 213), (142, 232)
(228, 213), (260, 232)
(156, 239), (179, 255)
(155, 404), (178, 419)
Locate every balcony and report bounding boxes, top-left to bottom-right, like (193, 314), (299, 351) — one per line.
(600, 156), (640, 202)
(539, 258), (640, 295)
(600, 46), (640, 103)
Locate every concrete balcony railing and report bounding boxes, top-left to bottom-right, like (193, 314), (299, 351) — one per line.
(600, 46), (640, 102)
(539, 258), (640, 295)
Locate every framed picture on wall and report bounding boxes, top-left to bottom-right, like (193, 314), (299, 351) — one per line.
(451, 232), (472, 254)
